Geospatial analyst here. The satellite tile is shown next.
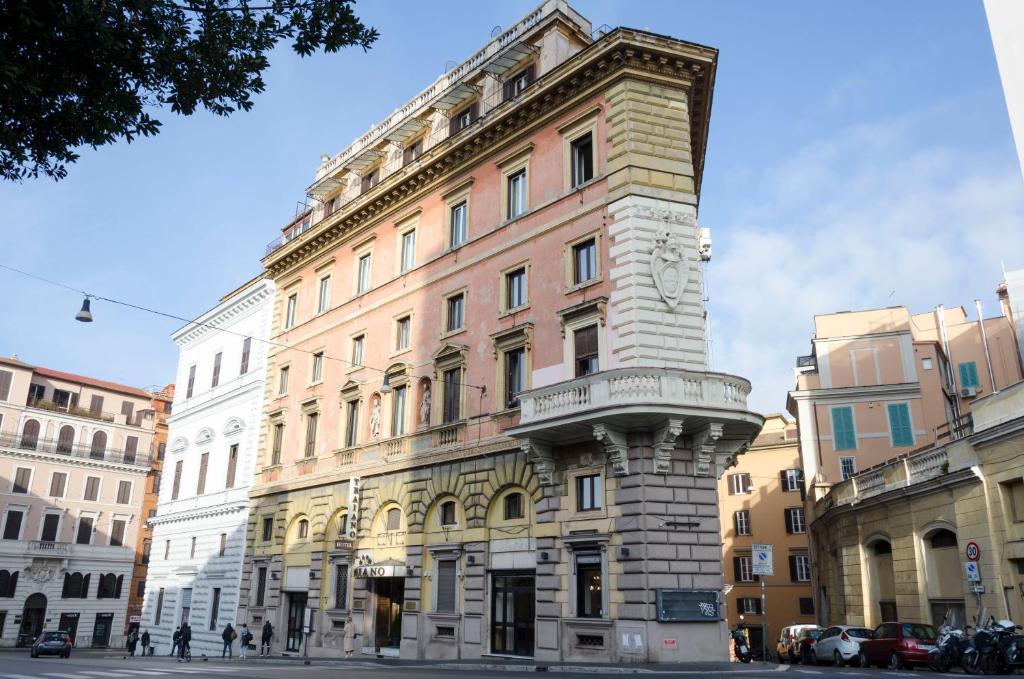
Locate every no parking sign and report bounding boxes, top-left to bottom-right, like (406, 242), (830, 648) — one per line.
(752, 544), (774, 576)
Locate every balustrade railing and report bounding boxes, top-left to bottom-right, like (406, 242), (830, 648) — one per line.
(28, 540), (70, 554)
(0, 432), (150, 467)
(26, 399), (153, 428)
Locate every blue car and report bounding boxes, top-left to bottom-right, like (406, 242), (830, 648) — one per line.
(31, 631), (72, 658)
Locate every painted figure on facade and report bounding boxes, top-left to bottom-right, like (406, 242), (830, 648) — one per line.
(651, 231), (688, 310)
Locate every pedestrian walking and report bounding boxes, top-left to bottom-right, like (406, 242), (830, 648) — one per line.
(260, 620), (273, 657)
(126, 629), (138, 657)
(343, 616), (356, 659)
(171, 626), (181, 656)
(239, 624), (252, 659)
(222, 623), (236, 658)
(178, 623), (191, 662)
(141, 630), (150, 656)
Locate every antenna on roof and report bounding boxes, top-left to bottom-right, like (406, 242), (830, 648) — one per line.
(491, 25), (502, 38)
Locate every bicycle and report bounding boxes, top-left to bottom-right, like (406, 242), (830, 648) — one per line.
(178, 644), (191, 663)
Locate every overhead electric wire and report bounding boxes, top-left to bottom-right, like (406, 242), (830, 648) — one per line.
(0, 262), (486, 391)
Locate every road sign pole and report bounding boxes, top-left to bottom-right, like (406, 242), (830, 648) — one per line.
(761, 578), (767, 663)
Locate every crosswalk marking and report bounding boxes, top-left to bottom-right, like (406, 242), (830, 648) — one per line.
(41, 674), (97, 679)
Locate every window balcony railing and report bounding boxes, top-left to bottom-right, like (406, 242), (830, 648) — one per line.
(26, 398), (154, 428)
(0, 431), (151, 467)
(28, 540), (71, 554)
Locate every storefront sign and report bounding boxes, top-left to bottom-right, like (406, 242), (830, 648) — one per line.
(129, 615), (141, 623)
(354, 565), (402, 578)
(347, 477), (361, 541)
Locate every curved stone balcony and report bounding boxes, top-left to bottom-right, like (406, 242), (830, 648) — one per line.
(507, 367), (763, 482)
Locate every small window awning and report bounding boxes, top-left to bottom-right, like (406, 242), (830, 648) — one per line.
(308, 174), (346, 198)
(345, 148), (386, 175)
(431, 82), (481, 112)
(481, 42), (536, 76)
(384, 118), (430, 143)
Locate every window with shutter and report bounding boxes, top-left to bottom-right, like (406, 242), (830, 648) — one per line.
(12, 467), (30, 494)
(226, 444), (238, 489)
(240, 337), (251, 374)
(124, 435), (138, 463)
(197, 453), (209, 494)
(2, 510), (23, 540)
(386, 508), (401, 531)
(90, 394), (104, 414)
(211, 351), (222, 387)
(887, 403), (914, 446)
(116, 480), (131, 504)
(76, 516), (93, 544)
(172, 460), (183, 499)
(121, 400), (134, 422)
(272, 423), (284, 464)
(959, 361), (980, 389)
(305, 413), (319, 457)
(186, 364), (196, 398)
(831, 406), (857, 450)
(436, 560), (457, 612)
(574, 325), (599, 377)
(110, 519), (126, 546)
(40, 513), (60, 542)
(256, 567), (268, 607)
(443, 368), (461, 423)
(0, 370), (11, 401)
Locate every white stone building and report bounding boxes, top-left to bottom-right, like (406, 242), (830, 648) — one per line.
(140, 277), (274, 656)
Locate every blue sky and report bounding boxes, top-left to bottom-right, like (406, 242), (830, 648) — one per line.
(1, 0), (1021, 414)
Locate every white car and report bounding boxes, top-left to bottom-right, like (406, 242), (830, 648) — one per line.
(812, 625), (874, 665)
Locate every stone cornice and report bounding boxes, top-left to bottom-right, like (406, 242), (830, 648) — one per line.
(814, 467), (978, 523)
(262, 28), (715, 278)
(789, 382), (921, 402)
(173, 279), (275, 346)
(0, 447), (150, 475)
(149, 502), (249, 527)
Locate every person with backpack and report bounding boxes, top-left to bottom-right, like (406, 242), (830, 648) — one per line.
(140, 630), (151, 656)
(171, 627), (181, 656)
(239, 623), (252, 659)
(260, 620), (273, 657)
(178, 623), (191, 661)
(126, 629), (138, 658)
(222, 623), (236, 658)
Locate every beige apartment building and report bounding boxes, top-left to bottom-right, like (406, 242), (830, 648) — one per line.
(0, 357), (155, 648)
(789, 287), (1024, 627)
(719, 415), (812, 653)
(234, 0), (762, 663)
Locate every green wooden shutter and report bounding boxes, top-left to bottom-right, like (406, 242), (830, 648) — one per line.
(959, 362), (979, 388)
(888, 403), (914, 446)
(832, 407), (856, 450)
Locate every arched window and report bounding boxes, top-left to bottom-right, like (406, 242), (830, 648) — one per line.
(97, 573), (118, 599)
(62, 572), (89, 599)
(20, 419), (40, 450)
(0, 569), (16, 598)
(440, 500), (457, 526)
(930, 529), (958, 549)
(297, 519), (309, 539)
(873, 541), (893, 555)
(386, 508), (401, 531)
(90, 431), (107, 459)
(57, 425), (75, 454)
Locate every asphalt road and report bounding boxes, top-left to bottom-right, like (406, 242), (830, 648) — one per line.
(0, 653), (970, 679)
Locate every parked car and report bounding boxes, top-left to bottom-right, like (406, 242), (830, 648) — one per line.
(813, 625), (873, 665)
(30, 631), (72, 658)
(858, 622), (937, 669)
(776, 624), (821, 663)
(796, 628), (823, 664)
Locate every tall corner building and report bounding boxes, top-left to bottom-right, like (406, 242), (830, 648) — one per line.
(237, 0), (762, 662)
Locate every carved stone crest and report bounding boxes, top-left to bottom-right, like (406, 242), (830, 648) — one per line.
(651, 231), (689, 310)
(25, 564), (55, 583)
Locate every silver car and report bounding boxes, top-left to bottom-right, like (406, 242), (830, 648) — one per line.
(812, 625), (873, 665)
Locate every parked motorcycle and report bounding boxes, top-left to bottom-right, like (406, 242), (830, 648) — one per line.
(962, 618), (1024, 675)
(732, 617), (752, 664)
(928, 623), (968, 672)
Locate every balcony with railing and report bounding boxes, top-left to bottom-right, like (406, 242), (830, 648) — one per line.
(0, 431), (151, 467)
(26, 398), (154, 429)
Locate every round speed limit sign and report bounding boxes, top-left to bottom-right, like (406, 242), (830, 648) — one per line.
(966, 541), (981, 562)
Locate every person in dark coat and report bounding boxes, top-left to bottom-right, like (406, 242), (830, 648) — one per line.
(171, 627), (181, 656)
(126, 630), (138, 657)
(222, 623), (235, 658)
(260, 620), (273, 657)
(178, 623), (192, 661)
(140, 630), (151, 656)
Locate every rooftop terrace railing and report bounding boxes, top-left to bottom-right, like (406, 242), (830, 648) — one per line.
(0, 431), (151, 467)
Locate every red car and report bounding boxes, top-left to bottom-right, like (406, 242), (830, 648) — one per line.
(857, 622), (937, 669)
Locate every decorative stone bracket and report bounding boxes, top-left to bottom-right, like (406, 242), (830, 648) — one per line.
(592, 424), (629, 477)
(520, 439), (554, 486)
(653, 418), (684, 474)
(692, 422), (749, 478)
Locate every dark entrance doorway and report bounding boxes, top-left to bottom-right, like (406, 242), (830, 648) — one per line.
(59, 612), (80, 646)
(491, 571), (535, 657)
(17, 593), (46, 647)
(92, 613), (113, 647)
(373, 577), (404, 650)
(286, 592), (308, 652)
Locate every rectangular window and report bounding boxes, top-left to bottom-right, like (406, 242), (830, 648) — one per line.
(0, 370), (10, 401)
(360, 168), (379, 194)
(840, 456), (857, 481)
(155, 588), (165, 625)
(576, 474), (602, 512)
(790, 554), (812, 582)
(573, 238), (598, 285)
(219, 533), (227, 556)
(799, 597), (815, 615)
(84, 476), (100, 501)
(197, 452), (209, 494)
(436, 560), (457, 613)
(2, 510), (23, 540)
(318, 276), (331, 314)
(27, 383), (44, 406)
(449, 102), (478, 136)
(832, 406), (856, 450)
(504, 65), (534, 100)
(739, 597), (763, 615)
(345, 400), (359, 448)
(285, 293), (298, 329)
(391, 385), (407, 436)
(137, 580), (146, 597)
(116, 480), (131, 504)
(735, 510), (751, 536)
(335, 564), (348, 610)
(312, 352), (324, 383)
(53, 388), (72, 410)
(507, 169), (527, 219)
(142, 539), (151, 563)
(240, 337), (251, 374)
(279, 366), (290, 395)
(400, 230), (416, 273)
(574, 324), (599, 377)
(190, 536), (197, 558)
(305, 413), (319, 458)
(570, 132), (594, 188)
(887, 402), (914, 447)
(41, 512), (60, 541)
(785, 507), (806, 534)
(351, 335), (365, 367)
(504, 347), (526, 409)
(403, 139), (423, 166)
(782, 469), (802, 492)
(12, 467), (30, 494)
(395, 316), (411, 351)
(575, 553), (602, 618)
(226, 444), (238, 489)
(209, 588), (221, 631)
(446, 293), (465, 333)
(164, 540), (170, 559)
(262, 517), (274, 542)
(90, 394), (104, 414)
(504, 493), (524, 520)
(442, 368), (461, 423)
(357, 254), (372, 294)
(122, 400), (135, 423)
(124, 435), (139, 463)
(728, 473), (752, 495)
(450, 201), (468, 247)
(736, 555), (754, 582)
(172, 460), (183, 499)
(211, 351), (222, 388)
(186, 364), (196, 398)
(1007, 480), (1024, 522)
(959, 361), (980, 389)
(110, 518), (126, 547)
(271, 423), (284, 465)
(76, 516), (93, 544)
(505, 267), (527, 310)
(256, 567), (268, 607)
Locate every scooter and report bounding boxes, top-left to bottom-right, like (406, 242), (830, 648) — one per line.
(928, 623), (967, 672)
(732, 616), (752, 663)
